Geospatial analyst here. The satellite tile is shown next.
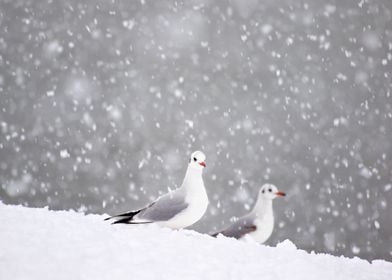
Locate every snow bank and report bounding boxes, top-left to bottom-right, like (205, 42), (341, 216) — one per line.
(0, 203), (391, 280)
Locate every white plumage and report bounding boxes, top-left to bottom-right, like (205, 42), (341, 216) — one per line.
(212, 184), (285, 244)
(105, 151), (208, 229)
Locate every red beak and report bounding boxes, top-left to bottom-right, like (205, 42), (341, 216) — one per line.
(276, 192), (286, 197)
(199, 162), (206, 168)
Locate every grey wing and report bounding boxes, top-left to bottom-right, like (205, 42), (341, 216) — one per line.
(217, 216), (256, 239)
(137, 191), (189, 222)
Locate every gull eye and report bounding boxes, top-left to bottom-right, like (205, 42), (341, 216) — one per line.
(193, 157), (197, 162)
(262, 190), (265, 194)
(268, 188), (272, 192)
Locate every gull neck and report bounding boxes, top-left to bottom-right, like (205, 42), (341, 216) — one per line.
(252, 197), (273, 218)
(181, 165), (204, 191)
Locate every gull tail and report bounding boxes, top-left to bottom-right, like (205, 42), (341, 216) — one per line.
(104, 209), (142, 224)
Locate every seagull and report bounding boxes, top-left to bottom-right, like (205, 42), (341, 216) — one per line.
(211, 184), (285, 243)
(105, 151), (209, 229)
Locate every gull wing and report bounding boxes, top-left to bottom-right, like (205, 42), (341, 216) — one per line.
(213, 216), (257, 239)
(137, 190), (189, 222)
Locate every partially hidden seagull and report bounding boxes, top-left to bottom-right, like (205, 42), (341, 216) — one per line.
(105, 151), (209, 229)
(211, 184), (285, 243)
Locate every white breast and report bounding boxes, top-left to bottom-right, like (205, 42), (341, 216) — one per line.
(243, 214), (274, 244)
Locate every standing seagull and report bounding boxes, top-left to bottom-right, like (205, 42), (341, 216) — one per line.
(105, 151), (209, 229)
(212, 184), (285, 243)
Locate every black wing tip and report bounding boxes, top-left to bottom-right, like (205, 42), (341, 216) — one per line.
(111, 219), (127, 225)
(111, 216), (133, 224)
(111, 220), (154, 225)
(104, 209), (143, 223)
(210, 232), (219, 237)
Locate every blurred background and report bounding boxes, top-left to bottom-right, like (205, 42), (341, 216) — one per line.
(1, 0), (391, 261)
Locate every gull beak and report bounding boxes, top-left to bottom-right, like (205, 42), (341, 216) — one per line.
(276, 192), (286, 197)
(199, 162), (206, 168)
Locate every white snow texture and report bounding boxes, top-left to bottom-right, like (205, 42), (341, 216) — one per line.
(0, 203), (391, 280)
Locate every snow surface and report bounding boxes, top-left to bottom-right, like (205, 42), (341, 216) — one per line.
(0, 203), (391, 280)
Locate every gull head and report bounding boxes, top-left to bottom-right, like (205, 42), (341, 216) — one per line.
(259, 184), (286, 200)
(188, 151), (206, 170)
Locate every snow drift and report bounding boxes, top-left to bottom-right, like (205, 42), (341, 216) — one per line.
(0, 203), (391, 280)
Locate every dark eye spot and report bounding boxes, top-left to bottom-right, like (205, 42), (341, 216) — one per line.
(262, 190), (265, 194)
(193, 157), (197, 162)
(268, 189), (272, 192)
